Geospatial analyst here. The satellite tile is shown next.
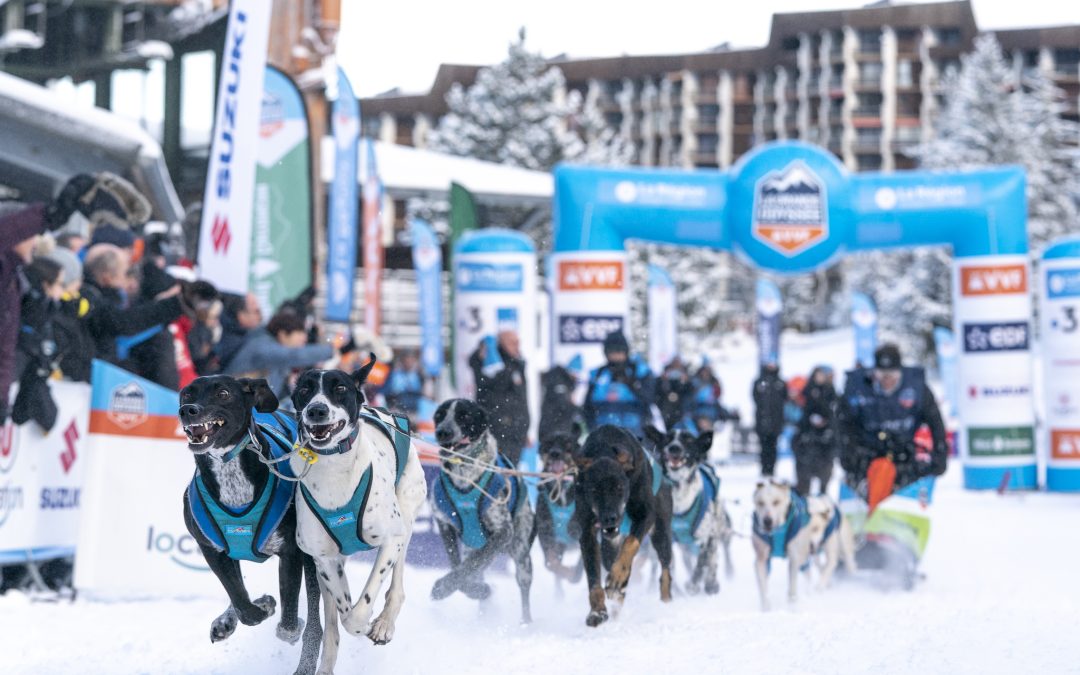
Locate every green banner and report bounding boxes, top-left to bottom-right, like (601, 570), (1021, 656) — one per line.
(449, 182), (478, 387)
(967, 426), (1035, 457)
(251, 66), (312, 316)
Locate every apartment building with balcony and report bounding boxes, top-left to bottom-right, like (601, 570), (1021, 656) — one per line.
(360, 1), (1080, 174)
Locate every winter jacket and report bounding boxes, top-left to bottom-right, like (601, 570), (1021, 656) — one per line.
(224, 329), (333, 400)
(469, 345), (530, 452)
(0, 203), (48, 418)
(81, 279), (183, 376)
(539, 365), (583, 442)
(384, 366), (423, 414)
(583, 356), (656, 438)
(656, 373), (694, 430)
(752, 370), (788, 437)
(793, 376), (838, 459)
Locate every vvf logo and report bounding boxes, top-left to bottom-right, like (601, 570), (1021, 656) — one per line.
(209, 10), (247, 256)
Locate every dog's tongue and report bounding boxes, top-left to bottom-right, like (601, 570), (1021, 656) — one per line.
(548, 459), (568, 474)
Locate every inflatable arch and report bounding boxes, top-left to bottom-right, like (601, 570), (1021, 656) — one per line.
(551, 141), (1034, 490)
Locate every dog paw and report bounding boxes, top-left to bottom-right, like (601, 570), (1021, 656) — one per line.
(461, 578), (492, 600)
(788, 592), (798, 604)
(431, 574), (458, 600)
(276, 618), (305, 645)
(585, 609), (609, 627)
(342, 607), (372, 637)
(238, 596), (276, 626)
(704, 580), (720, 595)
(367, 617), (395, 645)
(607, 561), (631, 590)
(210, 608), (238, 643)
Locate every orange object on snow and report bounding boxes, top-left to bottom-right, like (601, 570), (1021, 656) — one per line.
(787, 375), (807, 407)
(867, 456), (898, 514)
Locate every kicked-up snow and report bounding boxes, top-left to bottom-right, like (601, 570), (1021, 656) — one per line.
(0, 459), (1073, 675)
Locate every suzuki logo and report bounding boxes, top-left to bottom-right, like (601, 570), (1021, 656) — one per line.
(211, 215), (232, 255)
(960, 264), (1027, 296)
(60, 421), (78, 474)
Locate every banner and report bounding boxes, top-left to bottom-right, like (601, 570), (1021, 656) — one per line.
(449, 183), (479, 386)
(362, 139), (384, 334)
(851, 291), (878, 368)
(647, 264), (678, 372)
(325, 67), (360, 323)
(249, 66), (313, 316)
(755, 278), (782, 366)
(549, 251), (629, 377)
(1040, 238), (1080, 491)
(197, 1), (272, 295)
(933, 326), (959, 418)
(410, 218), (444, 377)
(0, 382), (91, 563)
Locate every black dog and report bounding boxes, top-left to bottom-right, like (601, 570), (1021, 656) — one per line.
(535, 432), (584, 584)
(430, 398), (536, 623)
(179, 376), (322, 675)
(572, 424), (674, 627)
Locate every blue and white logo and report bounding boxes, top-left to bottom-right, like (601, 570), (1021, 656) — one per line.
(963, 321), (1029, 353)
(457, 262), (523, 293)
(1047, 268), (1080, 299)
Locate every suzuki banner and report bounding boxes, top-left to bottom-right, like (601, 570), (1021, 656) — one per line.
(251, 66), (312, 316)
(0, 382), (90, 564)
(1040, 238), (1080, 492)
(647, 264), (678, 373)
(755, 278), (782, 366)
(326, 67), (360, 323)
(411, 218), (444, 377)
(197, 1), (272, 295)
(851, 291), (878, 368)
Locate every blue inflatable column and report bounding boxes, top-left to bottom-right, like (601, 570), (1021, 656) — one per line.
(1040, 238), (1080, 491)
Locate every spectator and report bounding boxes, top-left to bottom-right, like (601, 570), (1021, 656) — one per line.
(539, 364), (583, 442)
(690, 363), (739, 433)
(583, 330), (656, 440)
(187, 298), (225, 376)
(224, 309), (340, 401)
(54, 231), (86, 254)
(752, 362), (788, 477)
(13, 257), (68, 431)
(656, 356), (694, 431)
(793, 366), (839, 496)
(215, 292), (262, 371)
(469, 330), (530, 465)
(384, 350), (424, 417)
(42, 246), (83, 297)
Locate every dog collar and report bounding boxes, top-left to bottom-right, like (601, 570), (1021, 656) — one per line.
(300, 426), (360, 458)
(222, 420), (262, 463)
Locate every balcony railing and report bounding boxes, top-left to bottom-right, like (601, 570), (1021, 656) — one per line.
(696, 118), (718, 132)
(853, 105), (882, 117)
(853, 138), (882, 151)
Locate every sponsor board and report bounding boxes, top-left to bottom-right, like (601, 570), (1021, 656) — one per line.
(962, 321), (1029, 353)
(967, 426), (1035, 457)
(752, 161), (828, 255)
(1047, 267), (1080, 300)
(966, 383), (1031, 400)
(0, 422), (16, 474)
(611, 180), (717, 207)
(1050, 391), (1080, 418)
(146, 525), (210, 572)
(959, 264), (1027, 296)
(558, 315), (624, 344)
(108, 382), (148, 430)
(456, 262), (523, 293)
(557, 260), (624, 291)
(1050, 429), (1080, 460)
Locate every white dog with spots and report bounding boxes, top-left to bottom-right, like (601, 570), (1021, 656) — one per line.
(289, 361), (426, 675)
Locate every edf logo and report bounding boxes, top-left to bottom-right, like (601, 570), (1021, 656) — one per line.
(963, 321), (1029, 353)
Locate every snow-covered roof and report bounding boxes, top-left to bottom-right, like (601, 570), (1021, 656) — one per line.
(357, 140), (553, 204)
(0, 70), (183, 222)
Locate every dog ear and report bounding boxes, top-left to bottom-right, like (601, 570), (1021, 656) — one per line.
(238, 378), (278, 414)
(694, 431), (714, 459)
(614, 444), (636, 473)
(571, 420), (588, 441)
(643, 424), (665, 448)
(353, 352), (378, 386)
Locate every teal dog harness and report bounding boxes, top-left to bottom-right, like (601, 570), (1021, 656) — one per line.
(671, 465), (720, 553)
(752, 490), (810, 569)
(433, 454), (523, 550)
(298, 408), (412, 556)
(187, 411), (298, 562)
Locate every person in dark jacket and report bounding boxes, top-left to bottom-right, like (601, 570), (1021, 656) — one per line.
(837, 343), (948, 492)
(214, 292), (262, 371)
(689, 363), (739, 433)
(752, 362), (788, 477)
(539, 364), (583, 442)
(792, 365), (839, 496)
(583, 330), (656, 440)
(384, 350), (424, 417)
(469, 330), (530, 465)
(656, 357), (694, 431)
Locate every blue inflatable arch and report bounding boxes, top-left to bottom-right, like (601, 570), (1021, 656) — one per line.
(550, 141), (1035, 490)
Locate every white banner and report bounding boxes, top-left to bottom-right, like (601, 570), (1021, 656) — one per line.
(549, 250), (630, 379)
(647, 264), (678, 373)
(0, 382), (91, 563)
(196, 1), (272, 295)
(1040, 244), (1080, 491)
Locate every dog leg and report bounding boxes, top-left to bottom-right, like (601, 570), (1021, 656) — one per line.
(369, 492), (420, 647)
(699, 538), (720, 595)
(276, 550), (305, 645)
(721, 510), (736, 580)
(433, 525), (509, 601)
(817, 537), (840, 590)
(210, 606), (238, 643)
(605, 535), (641, 602)
(315, 581), (341, 675)
(580, 528), (608, 627)
(313, 556), (352, 632)
(841, 521), (858, 574)
(586, 585), (609, 627)
(293, 555), (323, 675)
(754, 549), (771, 612)
(788, 553), (800, 604)
(202, 547), (275, 629)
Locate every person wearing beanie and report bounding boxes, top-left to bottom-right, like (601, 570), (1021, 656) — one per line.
(583, 330), (656, 440)
(42, 245), (83, 296)
(468, 330), (530, 464)
(752, 361), (788, 477)
(837, 342), (948, 497)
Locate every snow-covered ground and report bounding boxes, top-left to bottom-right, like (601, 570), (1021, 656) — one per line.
(2, 459), (1074, 675)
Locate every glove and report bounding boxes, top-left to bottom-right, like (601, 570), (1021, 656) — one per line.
(46, 172), (151, 230)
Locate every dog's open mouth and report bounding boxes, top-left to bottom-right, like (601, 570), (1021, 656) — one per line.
(601, 526), (621, 538)
(544, 458), (568, 474)
(306, 420), (346, 444)
(184, 419), (225, 446)
(666, 455), (686, 469)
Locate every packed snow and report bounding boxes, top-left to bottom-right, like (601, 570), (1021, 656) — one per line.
(2, 457), (1073, 675)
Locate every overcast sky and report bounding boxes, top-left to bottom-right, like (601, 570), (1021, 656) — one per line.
(338, 0), (1080, 98)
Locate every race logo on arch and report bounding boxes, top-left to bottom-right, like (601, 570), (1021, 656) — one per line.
(752, 160), (828, 256)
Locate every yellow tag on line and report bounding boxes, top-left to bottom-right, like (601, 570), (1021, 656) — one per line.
(298, 447), (318, 464)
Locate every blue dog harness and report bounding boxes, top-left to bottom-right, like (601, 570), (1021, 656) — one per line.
(752, 491), (810, 568)
(538, 489), (578, 547)
(298, 408), (412, 556)
(187, 411), (299, 562)
(821, 503), (842, 545)
(671, 465), (720, 553)
(433, 454), (523, 550)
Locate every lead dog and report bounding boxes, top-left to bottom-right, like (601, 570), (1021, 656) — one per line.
(751, 480), (812, 611)
(430, 398), (535, 624)
(805, 494), (857, 589)
(573, 425), (674, 627)
(289, 358), (427, 674)
(645, 426), (733, 595)
(179, 376), (322, 675)
(535, 431), (584, 584)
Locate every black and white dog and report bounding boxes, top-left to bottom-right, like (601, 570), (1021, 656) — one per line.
(430, 398), (535, 624)
(645, 426), (733, 595)
(179, 376), (322, 675)
(289, 359), (427, 674)
(573, 425), (674, 627)
(535, 431), (584, 584)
